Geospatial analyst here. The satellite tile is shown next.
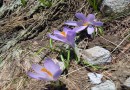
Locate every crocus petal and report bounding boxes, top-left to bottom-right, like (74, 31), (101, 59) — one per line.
(28, 72), (43, 80)
(32, 64), (44, 75)
(54, 30), (61, 35)
(28, 72), (52, 81)
(76, 21), (84, 26)
(92, 21), (103, 26)
(44, 58), (62, 78)
(64, 21), (78, 26)
(48, 34), (67, 43)
(87, 26), (95, 34)
(63, 27), (72, 32)
(86, 14), (95, 22)
(66, 30), (76, 47)
(73, 26), (87, 33)
(75, 13), (87, 21)
(53, 30), (67, 40)
(53, 69), (62, 80)
(31, 64), (52, 78)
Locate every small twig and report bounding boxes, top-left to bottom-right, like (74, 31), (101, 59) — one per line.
(99, 34), (129, 59)
(99, 35), (118, 46)
(113, 43), (130, 61)
(111, 33), (130, 53)
(61, 66), (87, 78)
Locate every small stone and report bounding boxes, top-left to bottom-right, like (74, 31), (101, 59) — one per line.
(91, 80), (116, 90)
(101, 0), (130, 16)
(88, 73), (103, 84)
(81, 46), (111, 65)
(124, 77), (130, 88)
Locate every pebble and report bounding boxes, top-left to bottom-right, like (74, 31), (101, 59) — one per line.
(123, 77), (130, 89)
(88, 73), (103, 84)
(101, 0), (130, 16)
(81, 46), (111, 65)
(91, 80), (116, 90)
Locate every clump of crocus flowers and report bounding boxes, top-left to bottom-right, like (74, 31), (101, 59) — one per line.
(28, 13), (103, 81)
(65, 13), (103, 34)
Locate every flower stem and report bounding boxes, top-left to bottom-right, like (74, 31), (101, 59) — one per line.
(74, 46), (80, 63)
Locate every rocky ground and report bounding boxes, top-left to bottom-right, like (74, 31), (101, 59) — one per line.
(0, 0), (130, 90)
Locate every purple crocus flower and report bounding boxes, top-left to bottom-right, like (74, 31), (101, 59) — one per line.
(48, 27), (76, 48)
(27, 58), (62, 81)
(65, 13), (103, 34)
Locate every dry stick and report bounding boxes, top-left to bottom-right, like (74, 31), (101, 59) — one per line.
(110, 33), (130, 62)
(60, 66), (113, 90)
(61, 66), (88, 78)
(100, 33), (130, 60)
(111, 33), (130, 54)
(99, 35), (118, 46)
(60, 66), (87, 90)
(99, 35), (129, 58)
(113, 43), (130, 61)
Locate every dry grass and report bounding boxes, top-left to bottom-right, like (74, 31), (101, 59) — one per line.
(0, 0), (90, 90)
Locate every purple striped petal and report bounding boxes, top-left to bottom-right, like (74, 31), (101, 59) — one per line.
(75, 13), (87, 21)
(76, 21), (84, 26)
(44, 58), (62, 78)
(48, 34), (67, 43)
(86, 14), (95, 22)
(64, 21), (78, 26)
(31, 64), (52, 78)
(28, 72), (43, 80)
(73, 26), (87, 33)
(32, 64), (44, 75)
(92, 21), (103, 26)
(28, 72), (52, 81)
(54, 30), (61, 35)
(63, 27), (72, 32)
(87, 26), (95, 34)
(66, 30), (76, 47)
(53, 69), (62, 80)
(52, 30), (67, 39)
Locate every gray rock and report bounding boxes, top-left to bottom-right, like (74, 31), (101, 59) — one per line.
(101, 0), (130, 16)
(124, 77), (130, 88)
(91, 80), (116, 90)
(80, 46), (111, 65)
(88, 73), (103, 84)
